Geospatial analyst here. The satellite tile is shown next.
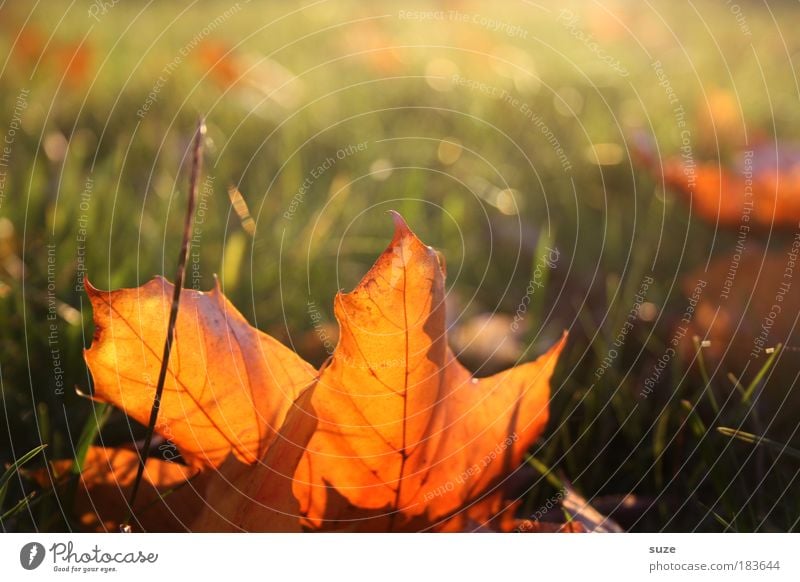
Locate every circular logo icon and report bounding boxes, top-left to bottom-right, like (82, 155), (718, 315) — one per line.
(19, 542), (46, 570)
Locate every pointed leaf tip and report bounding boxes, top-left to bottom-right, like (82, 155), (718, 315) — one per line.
(83, 275), (99, 296)
(387, 210), (412, 239)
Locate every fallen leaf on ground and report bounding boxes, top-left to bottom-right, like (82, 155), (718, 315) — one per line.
(679, 245), (800, 422)
(633, 136), (800, 229)
(33, 447), (200, 531)
(84, 276), (316, 468)
(51, 213), (568, 531)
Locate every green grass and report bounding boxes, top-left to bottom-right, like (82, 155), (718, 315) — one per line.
(1, 0), (800, 532)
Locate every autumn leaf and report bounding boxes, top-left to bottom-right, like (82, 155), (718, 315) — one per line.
(193, 40), (304, 108)
(34, 446), (200, 531)
(195, 41), (242, 89)
(679, 246), (800, 364)
(64, 213), (567, 531)
(694, 88), (747, 156)
(288, 214), (563, 531)
(678, 246), (799, 427)
(4, 20), (93, 88)
(84, 276), (316, 468)
(633, 136), (800, 228)
(51, 40), (93, 88)
(11, 24), (46, 68)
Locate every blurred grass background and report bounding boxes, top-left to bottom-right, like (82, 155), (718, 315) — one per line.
(1, 0), (800, 531)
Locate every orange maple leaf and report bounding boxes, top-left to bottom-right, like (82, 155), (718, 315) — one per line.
(59, 213), (567, 532)
(634, 137), (800, 229)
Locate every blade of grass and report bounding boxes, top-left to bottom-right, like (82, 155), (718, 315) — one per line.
(527, 227), (556, 330)
(525, 455), (564, 489)
(653, 409), (670, 489)
(742, 344), (782, 404)
(71, 402), (112, 475)
(227, 185), (256, 237)
(0, 490), (38, 522)
(717, 427), (800, 460)
(728, 370), (769, 517)
(573, 300), (601, 353)
(679, 399), (706, 437)
(36, 401), (50, 452)
(728, 372), (745, 397)
(694, 498), (737, 532)
(0, 444), (47, 509)
(692, 335), (719, 414)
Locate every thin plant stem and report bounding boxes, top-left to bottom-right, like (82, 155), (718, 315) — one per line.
(122, 119), (206, 531)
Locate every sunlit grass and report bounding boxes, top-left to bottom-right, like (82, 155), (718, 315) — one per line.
(1, 0), (799, 532)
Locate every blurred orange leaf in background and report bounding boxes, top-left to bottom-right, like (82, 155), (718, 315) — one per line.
(6, 22), (93, 88)
(194, 40), (304, 108)
(634, 135), (800, 229)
